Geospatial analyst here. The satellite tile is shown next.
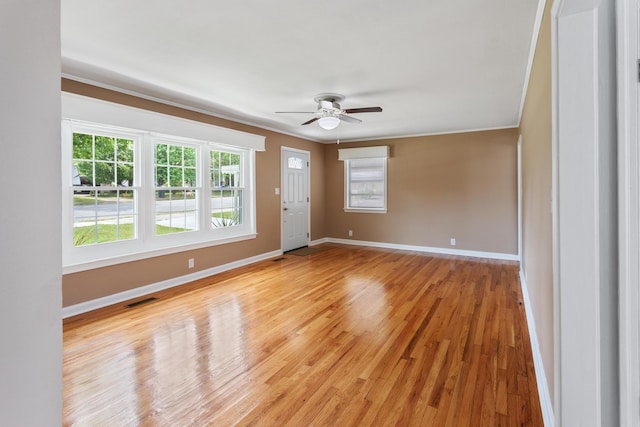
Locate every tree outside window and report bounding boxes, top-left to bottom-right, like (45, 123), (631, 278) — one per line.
(72, 132), (136, 246)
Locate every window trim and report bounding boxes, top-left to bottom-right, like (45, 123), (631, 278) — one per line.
(62, 92), (265, 151)
(61, 94), (264, 273)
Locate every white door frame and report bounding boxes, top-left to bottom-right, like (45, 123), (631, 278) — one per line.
(617, 0), (640, 424)
(553, 5), (600, 422)
(280, 146), (311, 251)
(552, 0), (615, 425)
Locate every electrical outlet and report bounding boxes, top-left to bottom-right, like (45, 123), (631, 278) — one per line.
(275, 187), (280, 195)
(188, 258), (194, 269)
(450, 238), (456, 246)
(348, 230), (353, 237)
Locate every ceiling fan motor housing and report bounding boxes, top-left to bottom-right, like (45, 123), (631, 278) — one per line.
(319, 102), (342, 116)
(318, 100), (341, 111)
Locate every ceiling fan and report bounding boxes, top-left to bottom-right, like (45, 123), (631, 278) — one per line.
(276, 93), (382, 130)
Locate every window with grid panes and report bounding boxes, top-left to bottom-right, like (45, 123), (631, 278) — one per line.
(62, 115), (259, 271)
(72, 130), (137, 246)
(210, 149), (243, 228)
(154, 142), (199, 234)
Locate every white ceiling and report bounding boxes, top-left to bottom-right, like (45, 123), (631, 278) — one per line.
(61, 0), (541, 143)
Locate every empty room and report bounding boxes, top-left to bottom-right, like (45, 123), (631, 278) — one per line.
(3, 0), (633, 426)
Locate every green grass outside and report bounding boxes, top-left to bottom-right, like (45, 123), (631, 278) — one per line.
(73, 196), (105, 206)
(73, 195), (135, 205)
(211, 211), (237, 219)
(74, 223), (186, 246)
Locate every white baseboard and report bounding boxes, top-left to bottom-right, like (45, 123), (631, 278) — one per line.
(519, 269), (554, 427)
(62, 249), (282, 318)
(326, 238), (519, 261)
(309, 237), (329, 246)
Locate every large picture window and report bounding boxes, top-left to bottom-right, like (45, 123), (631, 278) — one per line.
(62, 94), (263, 272)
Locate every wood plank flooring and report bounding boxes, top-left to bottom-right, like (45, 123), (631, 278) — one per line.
(63, 244), (543, 426)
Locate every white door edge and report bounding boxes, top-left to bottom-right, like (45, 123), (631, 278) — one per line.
(617, 0), (640, 425)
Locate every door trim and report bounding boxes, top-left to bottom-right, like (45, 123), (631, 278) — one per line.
(281, 146), (311, 251)
(552, 0), (608, 424)
(617, 0), (640, 424)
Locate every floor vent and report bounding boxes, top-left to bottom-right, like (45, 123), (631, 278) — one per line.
(273, 257), (286, 262)
(125, 297), (157, 308)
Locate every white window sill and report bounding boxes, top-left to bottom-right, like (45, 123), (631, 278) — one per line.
(63, 232), (257, 274)
(343, 208), (387, 214)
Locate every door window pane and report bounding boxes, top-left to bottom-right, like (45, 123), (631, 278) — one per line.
(288, 156), (304, 170)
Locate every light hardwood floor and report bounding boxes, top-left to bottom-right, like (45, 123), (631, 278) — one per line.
(63, 244), (543, 426)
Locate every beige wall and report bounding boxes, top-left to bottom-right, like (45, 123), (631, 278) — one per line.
(62, 81), (519, 308)
(323, 129), (519, 254)
(518, 0), (553, 402)
(62, 80), (325, 306)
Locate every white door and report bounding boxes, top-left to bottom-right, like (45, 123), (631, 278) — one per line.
(282, 148), (309, 252)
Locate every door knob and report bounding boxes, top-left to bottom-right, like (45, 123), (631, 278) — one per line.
(283, 207), (288, 211)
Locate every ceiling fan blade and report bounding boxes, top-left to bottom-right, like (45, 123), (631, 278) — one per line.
(301, 117), (319, 125)
(339, 114), (362, 124)
(343, 107), (383, 114)
(275, 111), (316, 114)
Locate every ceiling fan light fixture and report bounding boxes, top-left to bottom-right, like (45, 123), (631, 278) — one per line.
(318, 116), (340, 130)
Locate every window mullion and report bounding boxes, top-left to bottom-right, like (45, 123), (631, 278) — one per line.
(141, 134), (154, 243)
(202, 145), (211, 232)
(61, 121), (74, 255)
(91, 134), (96, 187)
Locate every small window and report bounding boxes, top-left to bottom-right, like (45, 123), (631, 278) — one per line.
(339, 146), (389, 213)
(287, 156), (305, 170)
(345, 157), (387, 212)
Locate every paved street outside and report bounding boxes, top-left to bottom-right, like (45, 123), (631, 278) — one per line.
(73, 196), (238, 230)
